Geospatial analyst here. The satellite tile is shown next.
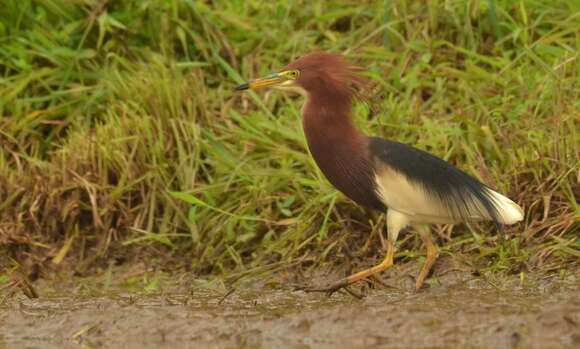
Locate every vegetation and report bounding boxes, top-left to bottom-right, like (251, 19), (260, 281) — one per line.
(1, 0), (578, 283)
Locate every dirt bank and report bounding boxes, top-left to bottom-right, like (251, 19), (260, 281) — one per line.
(1, 269), (578, 349)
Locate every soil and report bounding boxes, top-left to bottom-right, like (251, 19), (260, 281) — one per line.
(1, 268), (579, 349)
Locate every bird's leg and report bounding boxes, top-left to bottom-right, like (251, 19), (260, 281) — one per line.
(414, 225), (440, 291)
(300, 210), (408, 296)
(300, 240), (395, 295)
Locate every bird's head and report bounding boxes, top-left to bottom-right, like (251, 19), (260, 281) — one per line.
(236, 52), (366, 99)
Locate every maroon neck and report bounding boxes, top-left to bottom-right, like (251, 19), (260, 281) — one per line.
(301, 89), (385, 211)
(302, 83), (364, 143)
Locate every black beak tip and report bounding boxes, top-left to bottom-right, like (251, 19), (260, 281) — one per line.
(235, 83), (249, 91)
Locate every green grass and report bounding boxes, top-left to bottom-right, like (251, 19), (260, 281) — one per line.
(1, 0), (578, 281)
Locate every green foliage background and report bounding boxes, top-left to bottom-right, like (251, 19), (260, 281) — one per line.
(1, 0), (578, 276)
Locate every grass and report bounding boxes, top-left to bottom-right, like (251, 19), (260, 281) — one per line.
(0, 0), (578, 284)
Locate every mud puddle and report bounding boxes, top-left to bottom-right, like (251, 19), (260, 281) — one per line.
(1, 272), (579, 349)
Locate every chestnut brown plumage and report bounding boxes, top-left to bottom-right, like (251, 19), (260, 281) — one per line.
(236, 52), (524, 295)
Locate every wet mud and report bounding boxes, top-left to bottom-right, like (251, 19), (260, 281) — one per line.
(1, 271), (579, 349)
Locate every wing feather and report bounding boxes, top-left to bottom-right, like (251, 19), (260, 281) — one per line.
(369, 137), (523, 225)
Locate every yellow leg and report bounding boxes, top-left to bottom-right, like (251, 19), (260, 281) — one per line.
(415, 225), (440, 291)
(301, 210), (408, 296)
(301, 239), (395, 295)
(345, 240), (394, 284)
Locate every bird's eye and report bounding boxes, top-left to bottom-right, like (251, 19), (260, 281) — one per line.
(287, 70), (300, 79)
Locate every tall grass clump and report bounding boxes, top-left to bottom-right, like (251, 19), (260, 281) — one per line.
(1, 0), (578, 278)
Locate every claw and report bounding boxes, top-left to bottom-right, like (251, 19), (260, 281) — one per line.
(296, 279), (367, 299)
(296, 278), (350, 297)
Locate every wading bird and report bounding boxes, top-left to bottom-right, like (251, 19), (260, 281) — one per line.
(235, 52), (523, 294)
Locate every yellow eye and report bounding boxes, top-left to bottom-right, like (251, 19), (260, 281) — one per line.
(286, 70), (300, 79)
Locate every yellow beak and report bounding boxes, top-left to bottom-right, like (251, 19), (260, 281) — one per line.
(235, 73), (286, 91)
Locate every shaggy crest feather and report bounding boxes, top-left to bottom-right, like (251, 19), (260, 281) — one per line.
(283, 52), (369, 103)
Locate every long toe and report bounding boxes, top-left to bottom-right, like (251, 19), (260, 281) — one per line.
(300, 278), (350, 296)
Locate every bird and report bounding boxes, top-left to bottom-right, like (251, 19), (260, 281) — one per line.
(235, 52), (524, 294)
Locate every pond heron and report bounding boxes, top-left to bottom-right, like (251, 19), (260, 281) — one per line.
(235, 52), (524, 294)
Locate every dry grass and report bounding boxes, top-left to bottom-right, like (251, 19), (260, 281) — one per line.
(1, 0), (578, 283)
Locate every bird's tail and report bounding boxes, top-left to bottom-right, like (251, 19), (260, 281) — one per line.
(486, 189), (524, 225)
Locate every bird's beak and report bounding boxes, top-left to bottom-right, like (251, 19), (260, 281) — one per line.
(235, 73), (286, 91)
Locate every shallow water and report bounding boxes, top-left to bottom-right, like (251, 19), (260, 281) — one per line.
(1, 272), (579, 349)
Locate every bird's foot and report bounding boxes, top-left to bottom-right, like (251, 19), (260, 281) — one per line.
(295, 279), (365, 299)
(295, 278), (348, 295)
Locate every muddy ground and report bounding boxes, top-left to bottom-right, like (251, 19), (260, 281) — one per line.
(1, 266), (579, 349)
